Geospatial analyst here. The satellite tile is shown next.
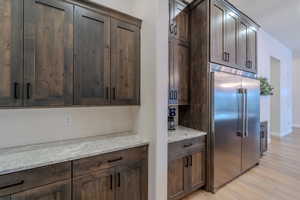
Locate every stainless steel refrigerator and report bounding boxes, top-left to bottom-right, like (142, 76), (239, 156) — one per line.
(210, 64), (260, 191)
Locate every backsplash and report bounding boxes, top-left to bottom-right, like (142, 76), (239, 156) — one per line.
(0, 107), (136, 149)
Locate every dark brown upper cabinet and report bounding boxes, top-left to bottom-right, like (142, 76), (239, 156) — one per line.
(0, 0), (141, 108)
(0, 0), (23, 107)
(237, 21), (247, 69)
(111, 19), (140, 105)
(169, 0), (189, 43)
(74, 6), (110, 106)
(211, 2), (238, 67)
(210, 0), (258, 73)
(173, 40), (190, 105)
(247, 27), (257, 72)
(24, 0), (74, 107)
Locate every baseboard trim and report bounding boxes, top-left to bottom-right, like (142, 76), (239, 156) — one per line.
(270, 129), (293, 138)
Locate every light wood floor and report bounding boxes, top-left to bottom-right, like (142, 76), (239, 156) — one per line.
(184, 129), (300, 200)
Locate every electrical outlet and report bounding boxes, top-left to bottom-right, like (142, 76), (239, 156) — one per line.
(65, 114), (72, 127)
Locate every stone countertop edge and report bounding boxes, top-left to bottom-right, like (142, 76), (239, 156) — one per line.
(0, 132), (149, 176)
(168, 126), (207, 143)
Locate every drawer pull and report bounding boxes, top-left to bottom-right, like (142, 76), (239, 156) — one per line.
(110, 175), (113, 190)
(0, 180), (24, 190)
(108, 157), (123, 163)
(117, 173), (121, 187)
(183, 143), (193, 148)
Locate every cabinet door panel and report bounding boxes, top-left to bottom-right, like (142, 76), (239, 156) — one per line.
(11, 180), (71, 200)
(224, 12), (237, 66)
(73, 169), (115, 200)
(174, 0), (189, 42)
(247, 28), (257, 72)
(116, 161), (147, 200)
(189, 152), (205, 191)
(24, 0), (73, 106)
(173, 40), (189, 105)
(111, 19), (140, 105)
(237, 22), (247, 69)
(211, 4), (225, 64)
(0, 0), (23, 106)
(168, 157), (188, 200)
(74, 7), (110, 105)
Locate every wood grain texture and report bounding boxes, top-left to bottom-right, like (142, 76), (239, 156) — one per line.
(0, 0), (23, 106)
(116, 161), (147, 200)
(11, 180), (71, 200)
(168, 157), (187, 200)
(73, 168), (115, 200)
(0, 162), (71, 197)
(24, 0), (74, 106)
(111, 18), (140, 105)
(74, 6), (110, 105)
(190, 152), (205, 191)
(173, 40), (190, 105)
(183, 130), (300, 200)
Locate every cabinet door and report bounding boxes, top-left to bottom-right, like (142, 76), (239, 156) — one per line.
(74, 6), (110, 105)
(174, 0), (189, 42)
(173, 40), (189, 105)
(111, 19), (140, 105)
(168, 157), (189, 200)
(0, 196), (11, 200)
(0, 0), (23, 107)
(189, 152), (205, 191)
(24, 0), (73, 106)
(115, 161), (147, 200)
(169, 40), (175, 105)
(11, 180), (71, 200)
(247, 28), (257, 72)
(224, 11), (237, 67)
(73, 169), (115, 200)
(211, 3), (225, 64)
(237, 21), (247, 69)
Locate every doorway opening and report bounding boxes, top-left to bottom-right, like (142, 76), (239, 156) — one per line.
(270, 57), (281, 137)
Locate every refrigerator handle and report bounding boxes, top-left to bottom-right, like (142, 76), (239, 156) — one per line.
(242, 88), (247, 138)
(237, 88), (244, 137)
(245, 89), (249, 137)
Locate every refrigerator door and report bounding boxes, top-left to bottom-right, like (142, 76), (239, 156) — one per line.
(242, 77), (260, 171)
(212, 71), (243, 189)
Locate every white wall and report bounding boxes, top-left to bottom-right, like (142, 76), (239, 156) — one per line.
(293, 56), (300, 128)
(132, 0), (169, 199)
(270, 57), (281, 135)
(258, 30), (293, 137)
(0, 0), (139, 149)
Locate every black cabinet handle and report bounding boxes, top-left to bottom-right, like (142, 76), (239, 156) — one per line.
(174, 24), (178, 35)
(110, 175), (113, 190)
(117, 173), (121, 187)
(184, 156), (189, 168)
(227, 53), (230, 62)
(26, 83), (31, 99)
(108, 157), (123, 163)
(183, 143), (193, 148)
(106, 87), (109, 100)
(189, 155), (193, 167)
(0, 180), (24, 190)
(112, 88), (116, 100)
(14, 82), (19, 99)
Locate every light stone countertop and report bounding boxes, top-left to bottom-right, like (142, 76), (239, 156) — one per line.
(0, 132), (149, 176)
(168, 126), (207, 143)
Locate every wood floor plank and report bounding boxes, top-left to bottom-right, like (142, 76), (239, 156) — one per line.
(183, 129), (300, 200)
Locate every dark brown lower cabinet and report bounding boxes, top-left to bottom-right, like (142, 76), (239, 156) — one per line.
(73, 146), (148, 200)
(11, 180), (71, 200)
(168, 137), (206, 200)
(73, 168), (115, 200)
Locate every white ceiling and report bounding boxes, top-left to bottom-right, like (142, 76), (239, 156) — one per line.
(228, 0), (300, 54)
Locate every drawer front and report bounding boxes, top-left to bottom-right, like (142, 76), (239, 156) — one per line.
(169, 137), (205, 161)
(73, 146), (148, 177)
(0, 162), (71, 197)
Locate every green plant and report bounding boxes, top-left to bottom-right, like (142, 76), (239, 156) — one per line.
(259, 77), (274, 96)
